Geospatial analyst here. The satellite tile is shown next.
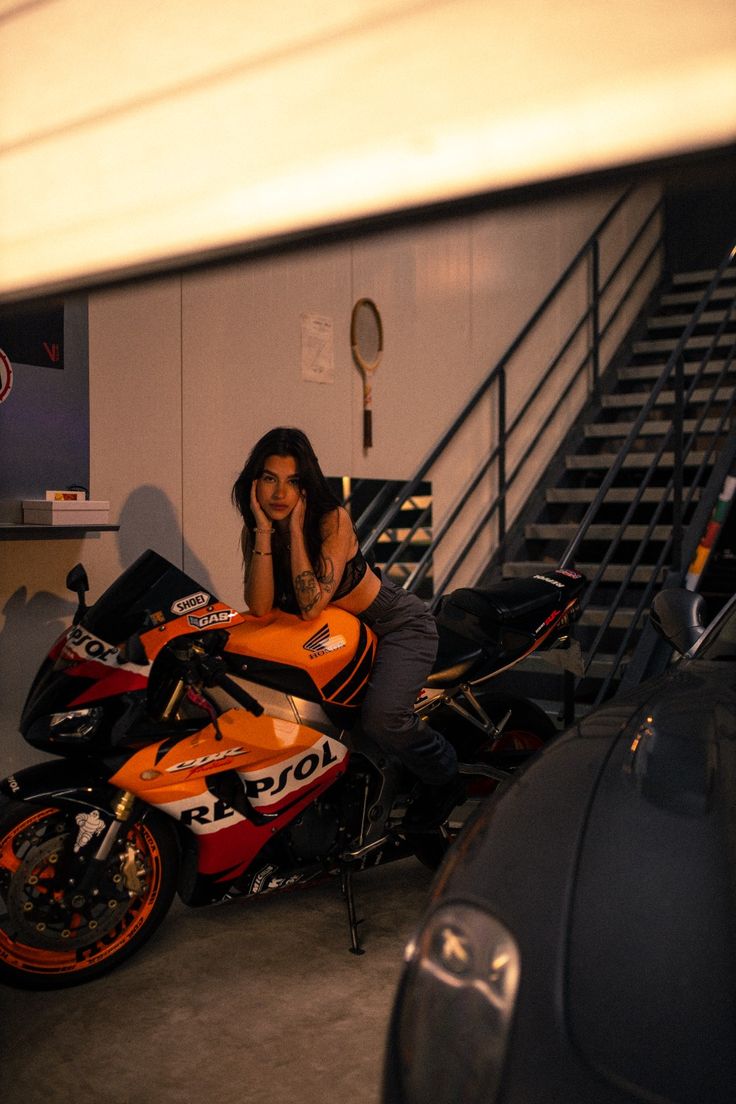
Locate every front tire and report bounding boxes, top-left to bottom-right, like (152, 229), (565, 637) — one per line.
(0, 801), (178, 989)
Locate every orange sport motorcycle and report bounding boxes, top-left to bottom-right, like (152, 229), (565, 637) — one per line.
(0, 551), (584, 988)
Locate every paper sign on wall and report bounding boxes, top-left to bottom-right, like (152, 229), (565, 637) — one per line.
(300, 313), (334, 384)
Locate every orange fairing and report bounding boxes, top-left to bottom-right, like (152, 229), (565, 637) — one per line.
(225, 607), (377, 707)
(138, 603), (247, 662)
(109, 710), (348, 878)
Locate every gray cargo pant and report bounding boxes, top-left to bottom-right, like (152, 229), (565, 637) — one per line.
(357, 577), (458, 785)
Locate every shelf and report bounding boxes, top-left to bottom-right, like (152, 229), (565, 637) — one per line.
(0, 524), (119, 539)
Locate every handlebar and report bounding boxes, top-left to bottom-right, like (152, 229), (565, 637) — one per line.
(212, 673), (264, 717)
(196, 652), (264, 716)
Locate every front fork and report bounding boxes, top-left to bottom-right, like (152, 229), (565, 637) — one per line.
(70, 789), (140, 901)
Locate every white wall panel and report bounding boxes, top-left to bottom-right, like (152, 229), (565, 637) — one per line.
(180, 244), (355, 606)
(87, 277), (185, 589)
(350, 221), (473, 478)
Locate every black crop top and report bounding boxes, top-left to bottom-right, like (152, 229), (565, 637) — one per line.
(332, 546), (369, 600)
(272, 543), (370, 612)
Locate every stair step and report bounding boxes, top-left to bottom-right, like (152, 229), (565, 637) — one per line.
(502, 560), (666, 584)
(618, 361), (735, 381)
(377, 528), (432, 543)
(525, 523), (672, 542)
(579, 607), (644, 629)
(634, 334), (735, 354)
(601, 387), (733, 408)
(546, 486), (700, 504)
(584, 417), (725, 438)
(383, 562), (433, 583)
(512, 651), (622, 681)
(671, 267), (736, 285)
(661, 288), (736, 306)
(565, 450), (708, 470)
(647, 310), (735, 328)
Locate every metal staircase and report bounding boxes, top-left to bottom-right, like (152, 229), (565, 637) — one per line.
(350, 183), (735, 721)
(498, 257), (736, 712)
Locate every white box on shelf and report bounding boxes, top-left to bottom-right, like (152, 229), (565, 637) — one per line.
(22, 499), (111, 526)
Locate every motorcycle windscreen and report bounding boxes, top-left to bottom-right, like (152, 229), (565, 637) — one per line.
(22, 550), (231, 727)
(76, 549), (221, 645)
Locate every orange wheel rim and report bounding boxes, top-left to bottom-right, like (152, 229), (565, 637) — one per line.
(0, 808), (164, 978)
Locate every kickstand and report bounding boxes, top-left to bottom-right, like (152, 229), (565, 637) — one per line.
(340, 866), (365, 956)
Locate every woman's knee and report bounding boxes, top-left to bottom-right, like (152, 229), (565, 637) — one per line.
(361, 700), (404, 744)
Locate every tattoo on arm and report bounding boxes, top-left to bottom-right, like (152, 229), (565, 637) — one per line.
(295, 570), (320, 613)
(318, 556), (335, 594)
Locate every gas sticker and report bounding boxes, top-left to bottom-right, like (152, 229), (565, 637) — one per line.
(187, 609), (238, 629)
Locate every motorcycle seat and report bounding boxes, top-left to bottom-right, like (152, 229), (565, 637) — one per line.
(427, 571), (584, 688)
(436, 573), (581, 634)
(426, 626), (484, 687)
(444, 574), (574, 623)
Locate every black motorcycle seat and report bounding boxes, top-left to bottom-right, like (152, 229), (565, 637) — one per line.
(427, 571), (584, 688)
(426, 626), (484, 688)
(441, 575), (569, 626)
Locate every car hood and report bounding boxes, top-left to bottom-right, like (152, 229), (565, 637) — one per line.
(568, 660), (736, 1103)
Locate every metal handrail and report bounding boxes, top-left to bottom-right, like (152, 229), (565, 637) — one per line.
(559, 239), (736, 703)
(357, 185), (664, 609)
(357, 185), (647, 555)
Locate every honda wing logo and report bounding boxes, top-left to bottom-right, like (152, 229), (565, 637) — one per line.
(303, 624), (346, 658)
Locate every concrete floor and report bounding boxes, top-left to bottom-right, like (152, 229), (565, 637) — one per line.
(0, 855), (434, 1104)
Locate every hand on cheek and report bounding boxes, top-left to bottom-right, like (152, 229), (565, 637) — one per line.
(251, 480), (271, 528)
(290, 491), (307, 535)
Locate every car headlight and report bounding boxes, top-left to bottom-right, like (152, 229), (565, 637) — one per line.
(49, 707), (103, 743)
(390, 902), (520, 1104)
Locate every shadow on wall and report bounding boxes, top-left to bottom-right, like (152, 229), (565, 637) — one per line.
(0, 486), (218, 777)
(116, 485), (216, 597)
(0, 586), (75, 772)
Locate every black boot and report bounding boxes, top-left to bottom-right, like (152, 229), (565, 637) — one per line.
(403, 772), (466, 833)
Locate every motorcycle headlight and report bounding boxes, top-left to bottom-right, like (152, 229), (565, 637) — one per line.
(390, 902), (520, 1104)
(48, 707), (103, 743)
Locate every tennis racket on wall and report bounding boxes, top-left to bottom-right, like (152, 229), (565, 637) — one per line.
(350, 297), (383, 449)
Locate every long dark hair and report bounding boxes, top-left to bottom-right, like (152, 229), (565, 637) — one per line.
(232, 427), (342, 572)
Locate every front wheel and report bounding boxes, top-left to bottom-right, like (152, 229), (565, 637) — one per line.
(0, 801), (179, 989)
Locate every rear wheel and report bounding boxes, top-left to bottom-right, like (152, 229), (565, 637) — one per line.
(0, 801), (178, 989)
(412, 693), (557, 868)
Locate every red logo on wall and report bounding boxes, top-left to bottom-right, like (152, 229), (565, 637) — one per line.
(0, 349), (13, 404)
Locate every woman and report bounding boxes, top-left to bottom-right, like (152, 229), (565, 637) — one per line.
(231, 427), (458, 798)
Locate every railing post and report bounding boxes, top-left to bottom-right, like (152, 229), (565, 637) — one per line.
(590, 237), (601, 393)
(498, 367), (506, 545)
(672, 352), (684, 575)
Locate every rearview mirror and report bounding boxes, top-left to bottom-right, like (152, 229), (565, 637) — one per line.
(66, 563), (90, 625)
(650, 588), (707, 655)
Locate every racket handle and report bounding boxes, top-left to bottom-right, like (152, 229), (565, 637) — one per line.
(363, 409), (373, 448)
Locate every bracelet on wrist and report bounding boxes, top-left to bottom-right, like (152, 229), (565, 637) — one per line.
(254, 526), (274, 533)
(253, 549), (273, 556)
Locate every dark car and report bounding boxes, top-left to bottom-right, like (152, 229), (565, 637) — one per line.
(383, 588), (736, 1104)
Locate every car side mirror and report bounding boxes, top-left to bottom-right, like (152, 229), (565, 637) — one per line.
(66, 563), (90, 625)
(650, 588), (707, 655)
